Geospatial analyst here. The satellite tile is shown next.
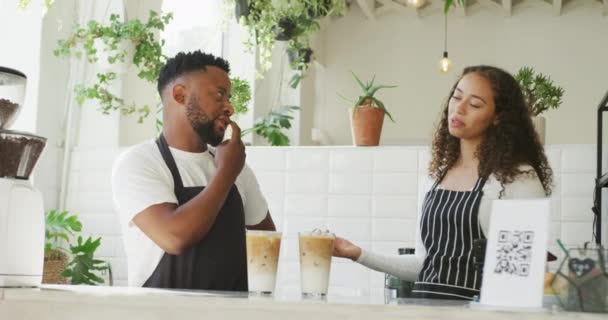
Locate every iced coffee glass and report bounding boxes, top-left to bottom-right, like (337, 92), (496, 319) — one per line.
(298, 230), (335, 297)
(246, 230), (282, 294)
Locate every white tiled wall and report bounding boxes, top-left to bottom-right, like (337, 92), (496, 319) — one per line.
(60, 145), (603, 296)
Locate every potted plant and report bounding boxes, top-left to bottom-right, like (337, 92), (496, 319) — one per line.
(43, 209), (109, 285)
(514, 66), (564, 145)
(273, 19), (297, 41)
(43, 209), (82, 284)
(287, 38), (314, 88)
(235, 0), (276, 74)
(233, 0), (251, 22)
(341, 71), (397, 146)
(54, 11), (173, 123)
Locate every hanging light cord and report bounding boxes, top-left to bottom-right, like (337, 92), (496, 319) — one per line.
(444, 13), (448, 53)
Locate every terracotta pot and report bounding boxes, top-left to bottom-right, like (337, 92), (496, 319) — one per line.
(532, 116), (545, 145)
(350, 105), (385, 146)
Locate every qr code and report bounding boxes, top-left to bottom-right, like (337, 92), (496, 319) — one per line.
(493, 230), (534, 276)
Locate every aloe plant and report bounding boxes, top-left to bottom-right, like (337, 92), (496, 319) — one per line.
(343, 71), (397, 123)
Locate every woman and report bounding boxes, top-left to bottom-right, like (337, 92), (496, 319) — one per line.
(333, 65), (553, 301)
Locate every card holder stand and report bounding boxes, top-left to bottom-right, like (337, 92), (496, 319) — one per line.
(551, 246), (607, 313)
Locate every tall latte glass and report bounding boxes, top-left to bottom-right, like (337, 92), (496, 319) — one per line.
(246, 230), (282, 294)
(298, 230), (335, 297)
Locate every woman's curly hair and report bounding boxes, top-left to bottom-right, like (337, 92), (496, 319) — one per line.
(429, 65), (553, 197)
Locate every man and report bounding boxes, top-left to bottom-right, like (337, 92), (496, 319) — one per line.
(112, 51), (275, 291)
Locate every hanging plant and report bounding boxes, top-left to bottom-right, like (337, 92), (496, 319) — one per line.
(273, 19), (297, 41)
(17, 0), (54, 10)
(230, 76), (252, 115)
(287, 41), (314, 89)
(231, 0), (344, 83)
(54, 11), (173, 123)
(444, 0), (466, 13)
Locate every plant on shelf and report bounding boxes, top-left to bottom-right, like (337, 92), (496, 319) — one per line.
(514, 66), (564, 145)
(340, 71), (397, 146)
(514, 66), (564, 117)
(43, 209), (108, 285)
(242, 105), (300, 146)
(54, 11), (173, 123)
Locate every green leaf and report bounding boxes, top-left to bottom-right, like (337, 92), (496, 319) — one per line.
(351, 71), (367, 92)
(515, 66), (564, 116)
(370, 96), (384, 109)
(45, 209), (82, 251)
(289, 73), (303, 89)
(444, 0), (452, 14)
(337, 92), (354, 104)
(244, 105), (299, 146)
(230, 77), (251, 114)
(63, 236), (108, 285)
(367, 84), (397, 98)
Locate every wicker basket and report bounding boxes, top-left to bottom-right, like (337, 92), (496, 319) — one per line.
(42, 249), (69, 284)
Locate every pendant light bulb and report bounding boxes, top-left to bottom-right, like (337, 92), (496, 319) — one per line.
(405, 0), (426, 9)
(439, 51), (452, 73)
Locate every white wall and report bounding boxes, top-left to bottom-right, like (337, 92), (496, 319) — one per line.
(118, 0), (163, 147)
(35, 0), (78, 210)
(306, 2), (608, 146)
(0, 0), (43, 133)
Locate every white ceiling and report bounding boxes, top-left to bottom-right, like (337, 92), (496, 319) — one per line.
(351, 0), (608, 20)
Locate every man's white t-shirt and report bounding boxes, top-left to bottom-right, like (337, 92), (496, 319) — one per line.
(111, 140), (268, 287)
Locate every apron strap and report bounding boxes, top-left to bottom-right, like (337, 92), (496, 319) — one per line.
(430, 168), (448, 191)
(472, 176), (488, 192)
(156, 134), (185, 193)
(431, 169), (488, 192)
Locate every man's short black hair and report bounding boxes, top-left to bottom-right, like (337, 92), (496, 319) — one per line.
(157, 50), (231, 96)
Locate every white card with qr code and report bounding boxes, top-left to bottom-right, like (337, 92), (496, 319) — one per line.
(480, 199), (549, 309)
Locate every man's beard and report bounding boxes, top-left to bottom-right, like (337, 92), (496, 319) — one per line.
(186, 95), (224, 147)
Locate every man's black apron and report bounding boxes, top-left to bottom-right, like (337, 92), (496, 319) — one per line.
(411, 174), (487, 300)
(143, 134), (248, 291)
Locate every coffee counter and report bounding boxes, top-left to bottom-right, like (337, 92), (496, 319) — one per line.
(0, 285), (604, 320)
